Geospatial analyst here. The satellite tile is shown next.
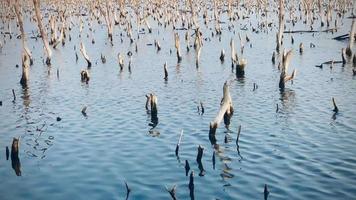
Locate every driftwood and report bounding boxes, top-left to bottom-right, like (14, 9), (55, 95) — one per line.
(20, 52), (30, 87)
(146, 93), (158, 126)
(12, 89), (16, 102)
(185, 160), (190, 176)
(33, 0), (52, 65)
(6, 146), (9, 160)
(264, 184), (269, 200)
(150, 94), (158, 122)
(212, 151), (216, 169)
(101, 53), (106, 63)
(174, 33), (182, 63)
(279, 50), (296, 90)
(332, 97), (338, 113)
(175, 130), (183, 157)
(144, 18), (152, 33)
(166, 185), (177, 200)
(299, 43), (304, 54)
(284, 28), (337, 34)
(195, 44), (201, 68)
(236, 125), (242, 157)
(81, 106), (87, 117)
(272, 52), (276, 64)
(155, 40), (161, 51)
(346, 19), (355, 57)
(209, 82), (233, 136)
(236, 59), (247, 78)
(199, 101), (204, 115)
(332, 34), (355, 41)
(220, 49), (225, 62)
(124, 181), (131, 200)
(188, 171), (194, 200)
(80, 42), (92, 67)
(164, 62), (168, 80)
(196, 145), (205, 176)
(97, 0), (113, 42)
(118, 53), (124, 70)
(230, 38), (237, 65)
(80, 69), (90, 83)
(53, 26), (64, 49)
(11, 138), (21, 176)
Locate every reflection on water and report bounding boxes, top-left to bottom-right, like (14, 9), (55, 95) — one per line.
(0, 5), (356, 200)
(280, 89), (296, 113)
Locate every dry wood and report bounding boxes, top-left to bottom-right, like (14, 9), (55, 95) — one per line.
(276, 0), (284, 52)
(236, 58), (247, 77)
(166, 185), (177, 200)
(220, 49), (225, 62)
(118, 53), (124, 70)
(13, 0), (33, 64)
(33, 0), (52, 65)
(53, 26), (64, 49)
(342, 48), (347, 64)
(80, 69), (90, 83)
(230, 38), (237, 64)
(279, 50), (296, 90)
(164, 62), (168, 80)
(299, 43), (304, 54)
(175, 130), (183, 157)
(346, 19), (355, 57)
(332, 97), (338, 113)
(11, 137), (21, 176)
(97, 0), (113, 41)
(185, 160), (190, 176)
(80, 42), (92, 67)
(174, 33), (182, 62)
(20, 52), (30, 87)
(209, 82), (233, 135)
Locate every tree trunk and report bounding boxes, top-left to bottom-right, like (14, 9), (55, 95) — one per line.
(33, 0), (52, 65)
(276, 0), (284, 52)
(13, 0), (33, 65)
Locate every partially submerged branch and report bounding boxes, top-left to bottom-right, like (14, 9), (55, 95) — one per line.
(164, 62), (168, 80)
(80, 69), (90, 83)
(209, 82), (233, 136)
(175, 130), (184, 157)
(174, 33), (182, 63)
(332, 97), (338, 113)
(236, 58), (247, 78)
(279, 50), (296, 90)
(346, 19), (355, 57)
(20, 52), (30, 87)
(80, 42), (92, 67)
(11, 137), (21, 176)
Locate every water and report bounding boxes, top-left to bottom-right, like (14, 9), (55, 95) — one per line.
(1, 6), (356, 200)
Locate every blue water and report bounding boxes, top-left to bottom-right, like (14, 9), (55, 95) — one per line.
(0, 4), (356, 200)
